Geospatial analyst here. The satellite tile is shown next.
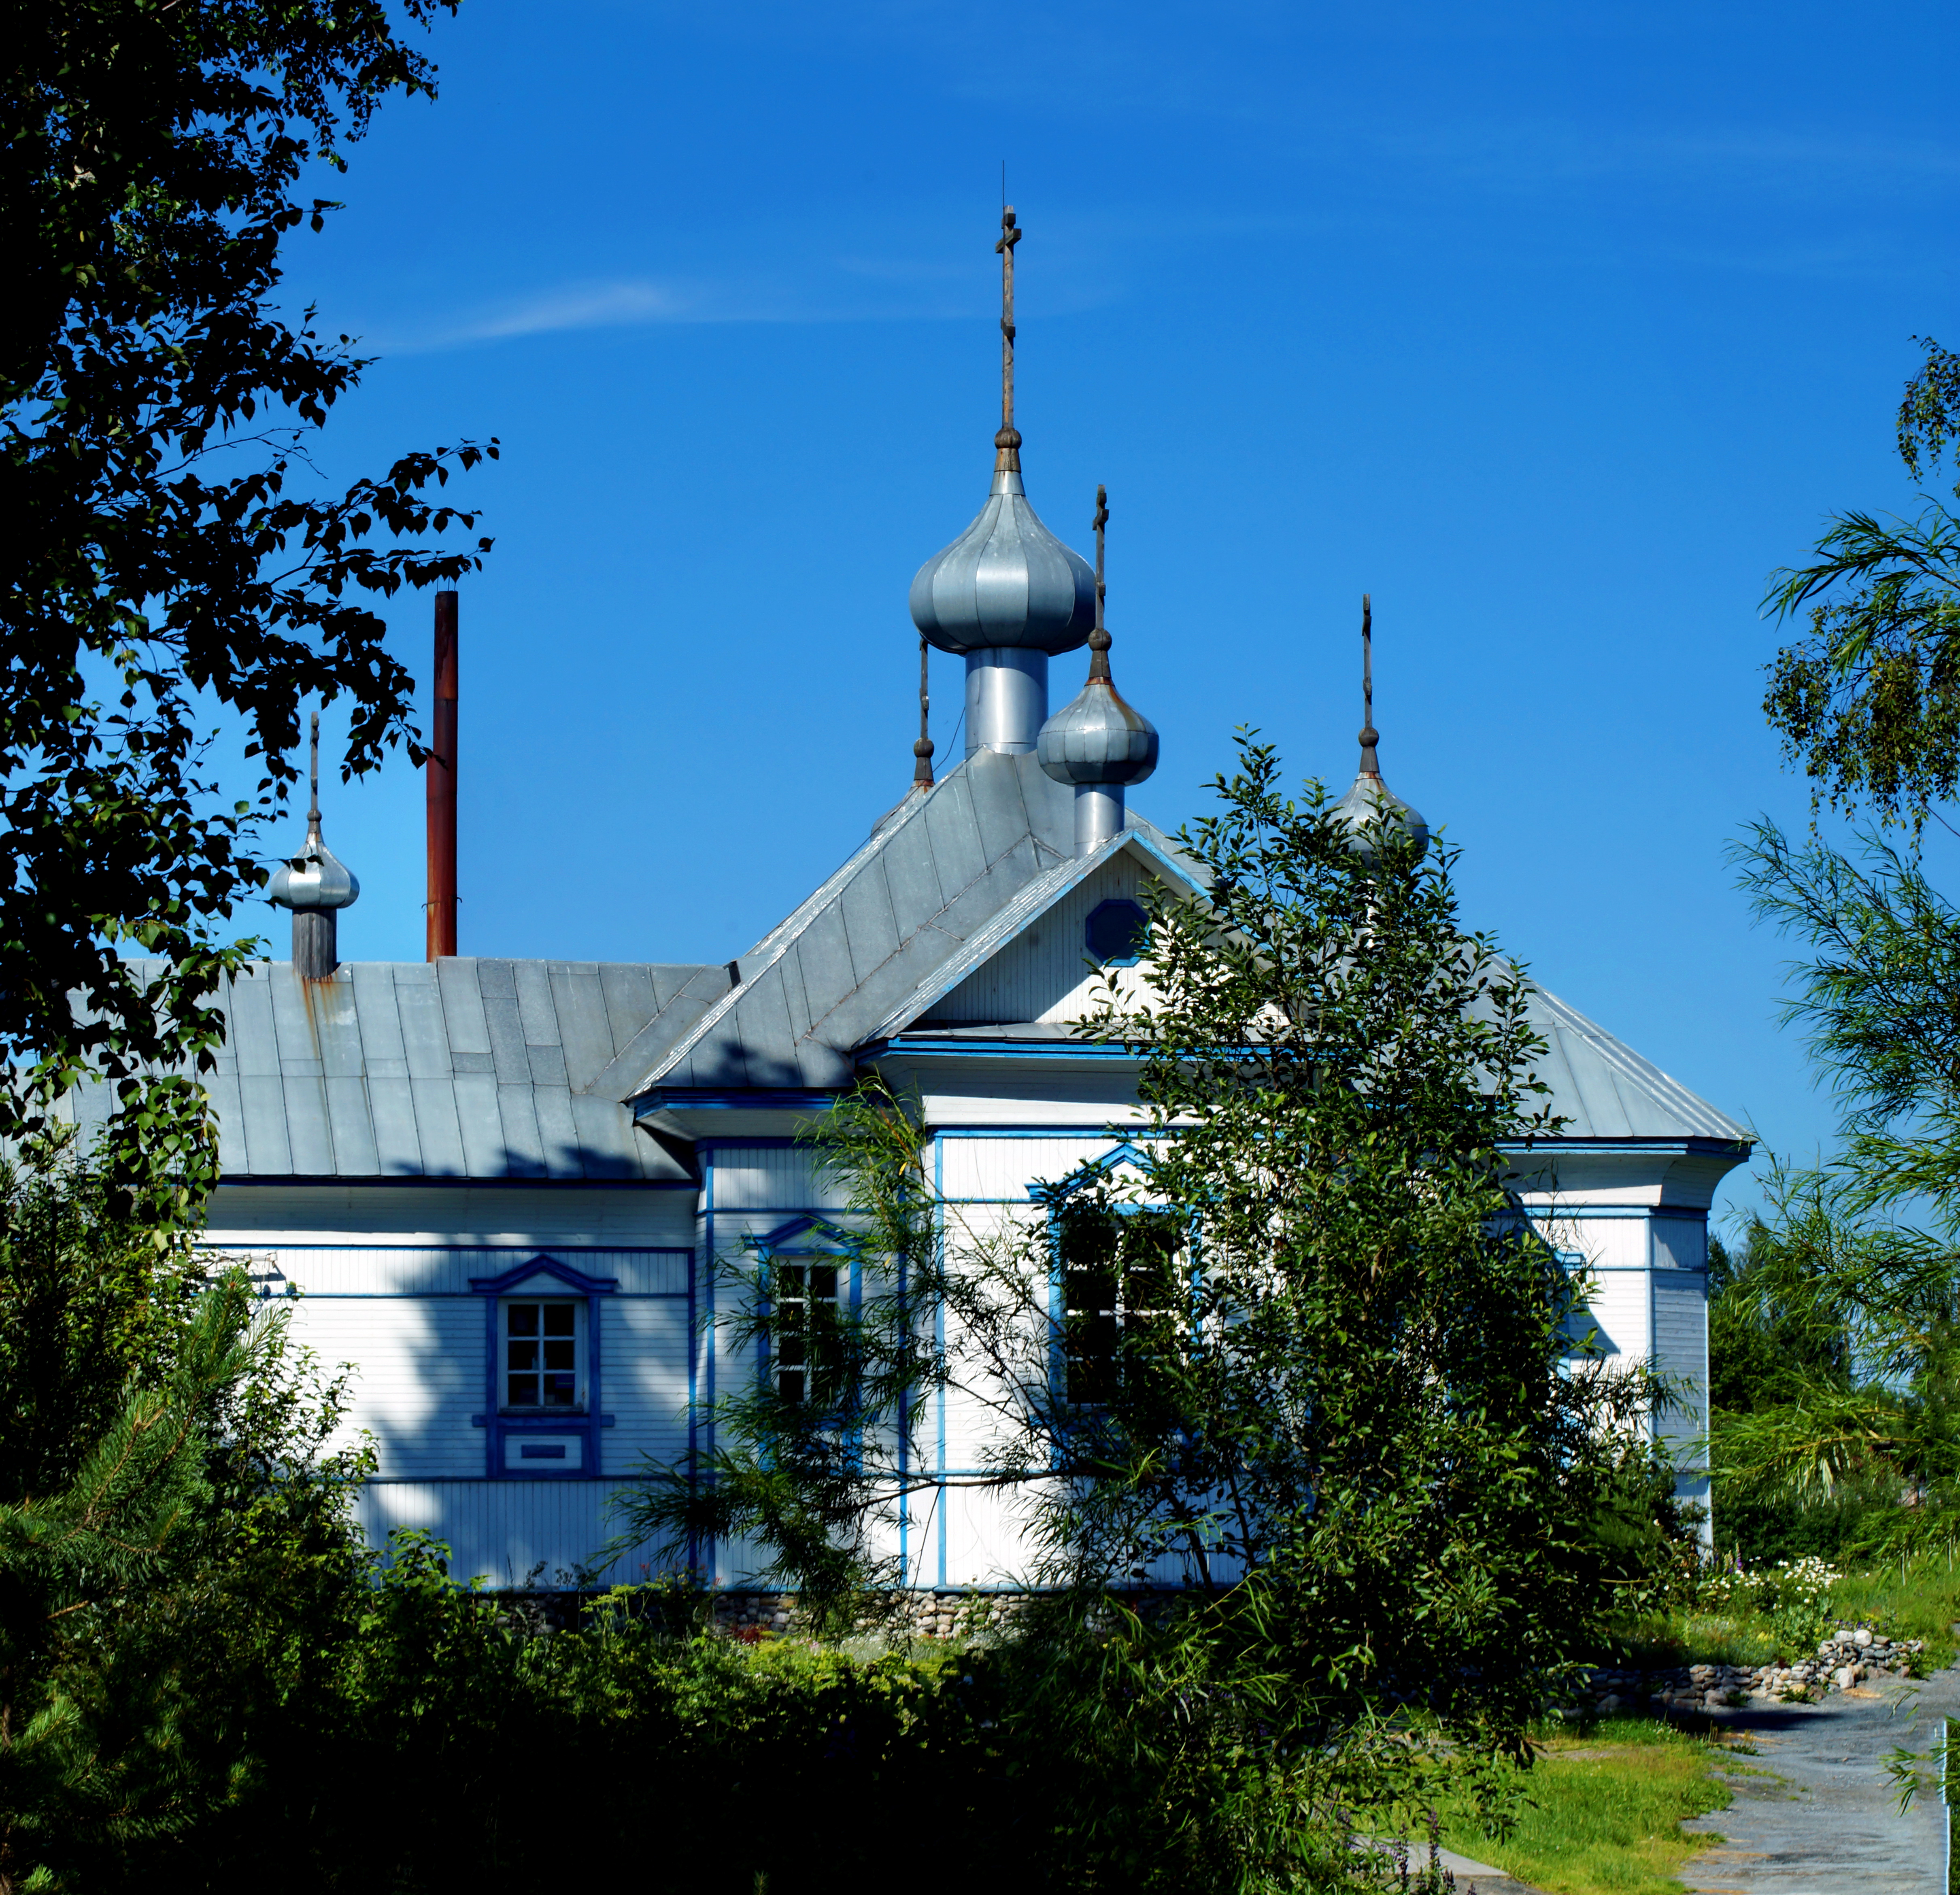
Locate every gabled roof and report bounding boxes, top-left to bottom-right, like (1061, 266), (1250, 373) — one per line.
(69, 957), (729, 1181)
(632, 749), (1188, 1095)
(862, 826), (1197, 1043)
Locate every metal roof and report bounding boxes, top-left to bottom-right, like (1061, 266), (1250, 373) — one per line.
(1522, 983), (1751, 1143)
(67, 746), (1748, 1175)
(67, 958), (728, 1180)
(634, 749), (1080, 1092)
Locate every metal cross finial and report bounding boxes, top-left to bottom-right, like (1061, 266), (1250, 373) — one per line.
(1358, 594), (1380, 777)
(994, 206), (1022, 472)
(913, 633), (935, 788)
(308, 710), (322, 825)
(1088, 485), (1112, 680)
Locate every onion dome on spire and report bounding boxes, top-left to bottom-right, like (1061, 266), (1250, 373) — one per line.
(269, 713), (359, 979)
(1333, 595), (1428, 864)
(269, 714), (360, 914)
(908, 207), (1096, 656)
(1038, 487), (1158, 788)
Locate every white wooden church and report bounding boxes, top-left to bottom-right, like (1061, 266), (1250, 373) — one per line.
(95, 216), (1750, 1591)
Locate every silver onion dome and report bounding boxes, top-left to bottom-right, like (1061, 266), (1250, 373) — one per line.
(909, 206), (1095, 659)
(268, 821), (360, 911)
(1333, 769), (1428, 865)
(1037, 645), (1159, 786)
(1039, 486), (1157, 856)
(268, 714), (360, 913)
(909, 467), (1097, 656)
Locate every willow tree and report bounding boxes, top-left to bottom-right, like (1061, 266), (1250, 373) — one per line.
(1725, 342), (1960, 1557)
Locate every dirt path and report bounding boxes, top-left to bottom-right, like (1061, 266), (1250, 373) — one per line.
(1675, 1666), (1956, 1894)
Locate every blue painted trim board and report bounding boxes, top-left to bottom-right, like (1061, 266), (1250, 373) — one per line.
(935, 1131), (948, 1590)
(926, 1125), (1170, 1138)
(639, 1090), (838, 1112)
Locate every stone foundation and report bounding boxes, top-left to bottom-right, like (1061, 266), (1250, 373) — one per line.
(1566, 1629), (1925, 1716)
(710, 1590), (1040, 1640)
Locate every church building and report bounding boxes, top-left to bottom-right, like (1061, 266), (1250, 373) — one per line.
(94, 213), (1750, 1590)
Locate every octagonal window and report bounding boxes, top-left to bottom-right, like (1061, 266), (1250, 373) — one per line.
(1084, 898), (1148, 967)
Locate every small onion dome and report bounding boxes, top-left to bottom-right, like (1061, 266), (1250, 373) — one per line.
(268, 814), (360, 912)
(1037, 638), (1160, 787)
(909, 467), (1097, 656)
(1333, 768), (1428, 865)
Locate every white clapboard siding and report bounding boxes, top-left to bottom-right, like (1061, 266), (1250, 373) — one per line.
(924, 854), (1161, 1026)
(205, 1183), (698, 1249)
(1651, 1276), (1709, 1462)
(356, 1479), (669, 1589)
(605, 1299), (692, 1472)
(1650, 1217), (1707, 1273)
(1569, 1263), (1648, 1361)
(705, 1145), (823, 1211)
(940, 1481), (1046, 1588)
(940, 1134), (1137, 1202)
(292, 1296), (482, 1478)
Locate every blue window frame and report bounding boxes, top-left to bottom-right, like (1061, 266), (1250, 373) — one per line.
(1085, 898), (1148, 967)
(749, 1215), (861, 1409)
(468, 1254), (618, 1478)
(1031, 1147), (1194, 1406)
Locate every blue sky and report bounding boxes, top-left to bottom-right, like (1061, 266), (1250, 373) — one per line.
(270, 0), (1959, 1227)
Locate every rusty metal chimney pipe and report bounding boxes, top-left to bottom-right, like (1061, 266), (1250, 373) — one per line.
(426, 591), (458, 959)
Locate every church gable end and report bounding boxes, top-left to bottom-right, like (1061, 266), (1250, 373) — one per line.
(923, 850), (1160, 1027)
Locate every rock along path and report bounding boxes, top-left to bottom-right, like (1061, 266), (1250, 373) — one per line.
(1675, 1663), (1957, 1895)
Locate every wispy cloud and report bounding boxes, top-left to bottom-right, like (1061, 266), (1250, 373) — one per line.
(376, 275), (765, 352)
(452, 278), (699, 340)
(368, 234), (1129, 355)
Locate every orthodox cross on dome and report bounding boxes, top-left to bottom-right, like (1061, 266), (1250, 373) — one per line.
(995, 206), (1022, 474)
(1088, 484), (1112, 680)
(913, 632), (934, 789)
(1334, 593), (1429, 864)
(1358, 592), (1381, 778)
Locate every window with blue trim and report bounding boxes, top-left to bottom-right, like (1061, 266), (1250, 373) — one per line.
(1059, 1198), (1184, 1404)
(467, 1253), (617, 1479)
(750, 1216), (859, 1412)
(772, 1259), (844, 1404)
(502, 1298), (584, 1411)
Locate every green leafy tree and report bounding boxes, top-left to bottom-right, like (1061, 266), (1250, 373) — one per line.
(623, 737), (1673, 1890)
(1, 0), (491, 1205)
(1714, 825), (1960, 1557)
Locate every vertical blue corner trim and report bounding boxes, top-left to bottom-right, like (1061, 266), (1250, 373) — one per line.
(700, 1145), (716, 1582)
(935, 1130), (949, 1591)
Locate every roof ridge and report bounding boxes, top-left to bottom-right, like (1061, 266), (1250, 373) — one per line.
(627, 765), (1028, 1096)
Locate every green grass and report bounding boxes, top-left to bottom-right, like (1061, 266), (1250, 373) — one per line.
(1605, 1553), (1960, 1674)
(1433, 1719), (1738, 1895)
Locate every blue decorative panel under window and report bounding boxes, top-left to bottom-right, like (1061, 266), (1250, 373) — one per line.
(1085, 898), (1148, 966)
